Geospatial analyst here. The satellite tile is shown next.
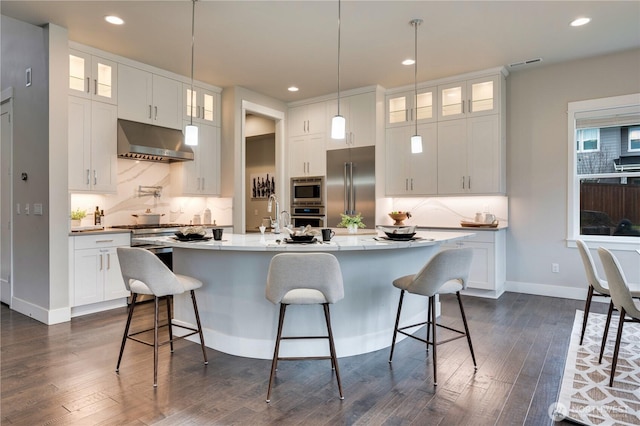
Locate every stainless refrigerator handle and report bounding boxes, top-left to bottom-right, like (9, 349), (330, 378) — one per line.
(349, 162), (355, 215)
(343, 162), (349, 214)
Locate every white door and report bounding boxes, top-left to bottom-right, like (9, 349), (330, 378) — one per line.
(1, 99), (12, 305)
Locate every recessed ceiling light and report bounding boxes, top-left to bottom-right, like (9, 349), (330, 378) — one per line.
(402, 59), (415, 66)
(105, 15), (124, 25)
(288, 86), (299, 92)
(570, 17), (591, 27)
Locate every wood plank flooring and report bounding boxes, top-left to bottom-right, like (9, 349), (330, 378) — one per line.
(1, 292), (604, 425)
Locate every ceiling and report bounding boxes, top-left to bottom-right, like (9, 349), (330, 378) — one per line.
(2, 1), (639, 103)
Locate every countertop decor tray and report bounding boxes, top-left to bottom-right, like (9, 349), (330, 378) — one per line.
(173, 235), (212, 242)
(460, 221), (499, 228)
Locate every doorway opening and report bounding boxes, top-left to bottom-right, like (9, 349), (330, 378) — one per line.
(245, 114), (276, 233)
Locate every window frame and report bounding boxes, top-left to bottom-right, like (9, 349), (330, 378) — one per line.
(576, 128), (600, 153)
(628, 126), (640, 152)
(567, 93), (640, 251)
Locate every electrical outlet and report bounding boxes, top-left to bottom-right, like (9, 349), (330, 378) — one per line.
(552, 263), (560, 273)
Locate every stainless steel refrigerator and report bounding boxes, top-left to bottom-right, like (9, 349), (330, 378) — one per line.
(326, 146), (375, 228)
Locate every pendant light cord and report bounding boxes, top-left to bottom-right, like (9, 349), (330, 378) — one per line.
(190, 0), (196, 126)
(336, 0), (341, 115)
(412, 19), (421, 136)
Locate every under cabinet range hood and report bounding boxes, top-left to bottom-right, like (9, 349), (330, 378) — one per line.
(117, 119), (194, 162)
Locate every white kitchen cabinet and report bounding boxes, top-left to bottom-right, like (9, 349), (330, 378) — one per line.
(437, 74), (501, 121)
(117, 64), (182, 130)
(426, 228), (506, 298)
(70, 233), (130, 310)
(183, 83), (220, 126)
(326, 91), (376, 149)
(437, 114), (503, 195)
(68, 96), (118, 193)
(69, 49), (117, 104)
(385, 86), (437, 127)
(171, 121), (220, 196)
(385, 123), (438, 195)
(288, 101), (326, 137)
(288, 133), (326, 177)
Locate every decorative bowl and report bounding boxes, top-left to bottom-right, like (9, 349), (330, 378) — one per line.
(389, 212), (409, 226)
(384, 231), (416, 240)
(289, 234), (315, 242)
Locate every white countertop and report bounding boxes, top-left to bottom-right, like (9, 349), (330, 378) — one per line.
(133, 230), (475, 252)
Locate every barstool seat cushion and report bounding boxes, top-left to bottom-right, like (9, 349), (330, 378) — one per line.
(282, 288), (326, 304)
(128, 274), (202, 295)
(393, 275), (463, 295)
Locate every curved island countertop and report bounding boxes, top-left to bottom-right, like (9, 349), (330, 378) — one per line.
(134, 231), (475, 359)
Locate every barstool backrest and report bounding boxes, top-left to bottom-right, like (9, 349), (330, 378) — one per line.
(576, 240), (608, 294)
(598, 247), (640, 318)
(117, 247), (184, 297)
(407, 248), (473, 297)
(266, 253), (344, 304)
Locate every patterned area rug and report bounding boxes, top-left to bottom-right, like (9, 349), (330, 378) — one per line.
(555, 310), (640, 425)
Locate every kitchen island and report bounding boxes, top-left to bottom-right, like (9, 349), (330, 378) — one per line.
(134, 230), (474, 359)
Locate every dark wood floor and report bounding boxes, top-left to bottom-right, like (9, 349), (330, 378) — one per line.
(1, 292), (605, 425)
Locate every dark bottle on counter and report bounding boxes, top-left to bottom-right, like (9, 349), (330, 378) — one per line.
(94, 206), (101, 225)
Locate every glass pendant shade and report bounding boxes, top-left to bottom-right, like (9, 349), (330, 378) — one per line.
(185, 124), (199, 146)
(331, 115), (346, 139)
(411, 134), (423, 153)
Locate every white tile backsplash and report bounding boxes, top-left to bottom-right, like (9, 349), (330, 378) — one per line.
(71, 159), (233, 227)
(389, 196), (508, 227)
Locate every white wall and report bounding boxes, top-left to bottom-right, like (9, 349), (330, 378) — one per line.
(506, 48), (640, 298)
(1, 16), (52, 319)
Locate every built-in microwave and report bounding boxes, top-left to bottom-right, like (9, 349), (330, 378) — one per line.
(291, 176), (324, 206)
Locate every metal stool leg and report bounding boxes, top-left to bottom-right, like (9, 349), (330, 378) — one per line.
(609, 308), (626, 387)
(389, 290), (405, 363)
(153, 296), (160, 387)
(266, 304), (287, 403)
(456, 291), (477, 369)
(430, 296), (437, 385)
(599, 301), (615, 364)
(190, 290), (208, 364)
(426, 296), (432, 355)
(323, 303), (344, 400)
(116, 293), (138, 373)
(580, 286), (594, 345)
(166, 296), (174, 353)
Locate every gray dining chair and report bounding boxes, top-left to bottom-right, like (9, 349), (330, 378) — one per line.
(576, 240), (611, 345)
(265, 252), (344, 402)
(116, 247), (208, 387)
(389, 247), (476, 386)
(597, 247), (640, 387)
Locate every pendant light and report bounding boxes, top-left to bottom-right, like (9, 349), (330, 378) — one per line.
(331, 0), (346, 140)
(410, 18), (423, 154)
(185, 0), (198, 146)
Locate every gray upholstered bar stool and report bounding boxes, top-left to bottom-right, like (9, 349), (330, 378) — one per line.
(265, 252), (344, 403)
(116, 247), (208, 387)
(389, 247), (476, 386)
(597, 247), (640, 387)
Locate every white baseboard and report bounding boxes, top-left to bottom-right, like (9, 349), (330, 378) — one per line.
(505, 280), (608, 303)
(11, 296), (71, 325)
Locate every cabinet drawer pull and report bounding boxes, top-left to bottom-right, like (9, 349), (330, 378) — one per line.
(96, 239), (114, 244)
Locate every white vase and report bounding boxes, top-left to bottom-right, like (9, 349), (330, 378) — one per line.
(71, 219), (81, 227)
(347, 224), (358, 234)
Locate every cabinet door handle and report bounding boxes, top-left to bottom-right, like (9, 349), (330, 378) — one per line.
(86, 77), (90, 93)
(410, 178), (414, 191)
(462, 176), (465, 189)
(154, 106), (158, 120)
(468, 175), (471, 189)
(462, 100), (466, 114)
(107, 253), (111, 269)
(201, 177), (205, 190)
(94, 79), (97, 95)
(86, 169), (90, 185)
(148, 105), (152, 119)
(405, 178), (409, 191)
(93, 170), (97, 186)
(100, 254), (103, 271)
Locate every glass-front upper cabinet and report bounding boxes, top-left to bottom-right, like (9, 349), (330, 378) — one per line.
(438, 75), (500, 121)
(386, 86), (437, 127)
(184, 84), (219, 126)
(69, 49), (117, 104)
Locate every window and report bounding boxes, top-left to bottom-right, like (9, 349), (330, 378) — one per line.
(576, 128), (599, 152)
(568, 94), (640, 250)
(629, 126), (640, 151)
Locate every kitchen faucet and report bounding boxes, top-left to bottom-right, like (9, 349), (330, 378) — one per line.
(267, 194), (280, 234)
(280, 210), (291, 229)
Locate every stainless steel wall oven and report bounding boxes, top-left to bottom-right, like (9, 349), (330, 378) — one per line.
(290, 176), (326, 228)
